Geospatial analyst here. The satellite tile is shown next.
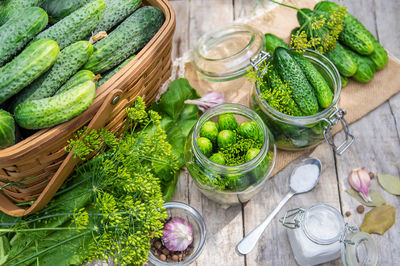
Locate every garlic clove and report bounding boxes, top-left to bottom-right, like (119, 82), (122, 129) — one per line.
(161, 217), (193, 252)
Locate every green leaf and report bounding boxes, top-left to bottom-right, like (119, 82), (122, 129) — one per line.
(377, 173), (400, 195)
(152, 78), (199, 119)
(150, 79), (200, 199)
(361, 205), (396, 235)
(345, 189), (386, 206)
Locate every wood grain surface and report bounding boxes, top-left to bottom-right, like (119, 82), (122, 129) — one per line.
(168, 0), (400, 265)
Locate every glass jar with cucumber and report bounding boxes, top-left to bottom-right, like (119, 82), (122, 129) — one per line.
(184, 103), (276, 206)
(250, 43), (354, 154)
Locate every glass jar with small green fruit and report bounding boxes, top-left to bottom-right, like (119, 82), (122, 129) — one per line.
(184, 103), (276, 206)
(250, 48), (354, 154)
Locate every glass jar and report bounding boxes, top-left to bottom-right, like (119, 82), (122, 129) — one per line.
(184, 103), (276, 206)
(148, 202), (206, 266)
(250, 49), (354, 154)
(191, 24), (264, 105)
(280, 204), (378, 266)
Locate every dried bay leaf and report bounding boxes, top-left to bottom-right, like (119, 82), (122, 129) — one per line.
(377, 173), (400, 195)
(345, 189), (386, 206)
(361, 205), (396, 235)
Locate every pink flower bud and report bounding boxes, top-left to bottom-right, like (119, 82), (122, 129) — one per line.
(348, 168), (371, 202)
(184, 91), (225, 112)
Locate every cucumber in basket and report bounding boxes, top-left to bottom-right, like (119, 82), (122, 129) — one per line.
(98, 55), (135, 86)
(0, 109), (15, 149)
(0, 0), (44, 25)
(15, 80), (96, 129)
(41, 0), (93, 22)
(34, 0), (106, 49)
(10, 41), (94, 111)
(55, 70), (96, 95)
(0, 39), (59, 105)
(83, 6), (164, 74)
(0, 7), (48, 67)
(93, 0), (142, 34)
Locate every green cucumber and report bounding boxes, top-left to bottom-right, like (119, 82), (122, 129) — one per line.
(41, 0), (93, 22)
(98, 55), (135, 86)
(35, 0), (106, 49)
(10, 41), (93, 111)
(363, 31), (388, 70)
(345, 47), (375, 83)
(314, 1), (374, 55)
(273, 47), (319, 116)
(56, 70), (96, 95)
(0, 7), (48, 67)
(341, 75), (348, 87)
(290, 51), (333, 108)
(0, 0), (44, 25)
(0, 39), (59, 105)
(93, 0), (142, 33)
(325, 42), (357, 77)
(0, 109), (15, 149)
(83, 6), (164, 74)
(15, 80), (96, 129)
(264, 33), (288, 54)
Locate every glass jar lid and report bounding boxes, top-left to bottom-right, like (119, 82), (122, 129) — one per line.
(302, 204), (345, 245)
(341, 231), (378, 266)
(192, 24), (265, 82)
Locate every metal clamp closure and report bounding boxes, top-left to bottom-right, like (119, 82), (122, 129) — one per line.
(340, 223), (357, 245)
(279, 208), (305, 229)
(250, 50), (271, 73)
(322, 107), (354, 155)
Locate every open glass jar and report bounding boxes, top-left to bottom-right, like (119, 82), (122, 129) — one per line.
(192, 24), (264, 104)
(184, 103), (276, 206)
(280, 204), (378, 266)
(250, 49), (354, 154)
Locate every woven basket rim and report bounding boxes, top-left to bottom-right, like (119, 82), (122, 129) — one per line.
(0, 0), (175, 161)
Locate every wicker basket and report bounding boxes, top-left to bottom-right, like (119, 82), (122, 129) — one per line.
(0, 0), (176, 217)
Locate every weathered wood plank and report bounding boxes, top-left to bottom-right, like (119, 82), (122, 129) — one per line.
(335, 103), (400, 265)
(169, 0), (190, 59)
(334, 1), (400, 265)
(244, 142), (341, 266)
(171, 1), (245, 265)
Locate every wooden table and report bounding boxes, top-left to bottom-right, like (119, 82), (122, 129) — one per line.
(168, 0), (400, 265)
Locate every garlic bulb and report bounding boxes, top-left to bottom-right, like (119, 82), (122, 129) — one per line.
(162, 218), (193, 252)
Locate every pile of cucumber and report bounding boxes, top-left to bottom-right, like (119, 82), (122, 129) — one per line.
(298, 1), (388, 84)
(0, 0), (164, 149)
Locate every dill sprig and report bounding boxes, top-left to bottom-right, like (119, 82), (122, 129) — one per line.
(247, 62), (302, 116)
(269, 0), (346, 53)
(220, 134), (262, 166)
(0, 97), (178, 266)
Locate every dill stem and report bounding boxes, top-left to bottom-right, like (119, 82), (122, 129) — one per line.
(268, 0), (311, 20)
(0, 227), (86, 233)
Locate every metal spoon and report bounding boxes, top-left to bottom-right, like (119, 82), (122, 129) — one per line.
(236, 158), (322, 255)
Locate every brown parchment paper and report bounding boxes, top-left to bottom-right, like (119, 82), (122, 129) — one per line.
(184, 0), (400, 175)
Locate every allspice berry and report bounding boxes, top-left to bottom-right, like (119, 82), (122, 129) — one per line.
(162, 248), (170, 256)
(155, 241), (162, 249)
(369, 172), (375, 179)
(345, 211), (351, 217)
(160, 254), (167, 261)
(357, 205), (365, 214)
(172, 254), (179, 261)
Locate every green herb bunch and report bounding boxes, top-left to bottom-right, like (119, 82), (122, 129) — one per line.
(220, 135), (262, 166)
(247, 62), (301, 116)
(269, 0), (346, 53)
(0, 97), (178, 265)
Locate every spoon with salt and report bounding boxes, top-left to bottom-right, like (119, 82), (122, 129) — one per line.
(236, 158), (322, 255)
